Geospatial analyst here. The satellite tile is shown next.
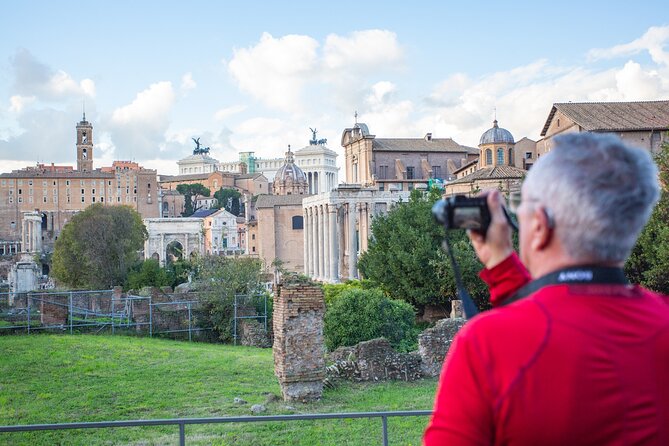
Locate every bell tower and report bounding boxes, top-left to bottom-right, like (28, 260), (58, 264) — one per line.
(76, 113), (93, 171)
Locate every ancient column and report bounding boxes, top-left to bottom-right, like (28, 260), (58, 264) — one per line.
(322, 207), (329, 281)
(328, 204), (338, 282)
(348, 201), (358, 279)
(312, 206), (319, 279)
(303, 208), (311, 276)
(318, 206), (325, 280)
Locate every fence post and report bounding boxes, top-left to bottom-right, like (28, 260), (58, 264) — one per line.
(26, 294), (31, 334)
(187, 302), (192, 342)
(233, 294), (237, 346)
(69, 292), (73, 335)
(111, 295), (115, 335)
(149, 298), (153, 338)
(264, 293), (267, 332)
(382, 415), (389, 446)
(179, 422), (186, 446)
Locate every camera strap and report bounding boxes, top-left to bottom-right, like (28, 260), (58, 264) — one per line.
(499, 265), (629, 307)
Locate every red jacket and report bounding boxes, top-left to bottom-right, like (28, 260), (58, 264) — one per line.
(424, 253), (669, 445)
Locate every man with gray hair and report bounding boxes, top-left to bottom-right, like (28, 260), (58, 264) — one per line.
(424, 133), (669, 445)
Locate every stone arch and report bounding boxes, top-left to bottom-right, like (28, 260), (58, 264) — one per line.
(166, 240), (184, 264)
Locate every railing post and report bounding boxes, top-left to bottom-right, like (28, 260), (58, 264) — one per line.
(179, 422), (185, 446)
(382, 415), (388, 446)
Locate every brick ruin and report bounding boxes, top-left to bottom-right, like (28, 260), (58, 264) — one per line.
(272, 281), (325, 402)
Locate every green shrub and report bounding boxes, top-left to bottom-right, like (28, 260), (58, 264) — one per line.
(324, 288), (417, 351)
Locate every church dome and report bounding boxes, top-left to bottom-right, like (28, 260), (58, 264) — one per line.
(479, 120), (514, 145)
(273, 146), (308, 195)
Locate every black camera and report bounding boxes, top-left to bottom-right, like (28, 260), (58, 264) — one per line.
(432, 195), (491, 234)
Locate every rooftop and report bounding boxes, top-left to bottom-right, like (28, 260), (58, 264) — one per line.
(541, 100), (669, 136)
(372, 138), (477, 153)
(255, 194), (310, 208)
(448, 166), (527, 185)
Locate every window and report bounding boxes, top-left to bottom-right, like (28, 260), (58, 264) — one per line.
(18, 197), (22, 203)
(43, 197), (47, 203)
(432, 166), (441, 179)
(66, 180), (70, 186)
(28, 197), (33, 203)
(92, 189), (95, 195)
(28, 180), (33, 186)
(497, 148), (504, 165)
(42, 180), (47, 186)
(252, 234), (256, 240)
(81, 189), (85, 195)
(18, 189), (21, 195)
(292, 215), (304, 230)
(406, 166), (414, 180)
(252, 246), (256, 253)
(81, 197), (85, 202)
(378, 165), (388, 179)
(92, 197), (96, 202)
(486, 149), (493, 165)
(508, 148), (514, 166)
(8, 197), (13, 204)
(525, 152), (533, 159)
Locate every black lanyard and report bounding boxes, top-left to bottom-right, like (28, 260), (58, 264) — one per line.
(499, 265), (630, 308)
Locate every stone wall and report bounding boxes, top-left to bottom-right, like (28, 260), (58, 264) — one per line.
(273, 281), (325, 402)
(327, 338), (423, 383)
(418, 318), (466, 377)
(240, 319), (271, 348)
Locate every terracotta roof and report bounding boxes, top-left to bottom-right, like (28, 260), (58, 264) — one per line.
(372, 138), (475, 153)
(541, 100), (669, 136)
(0, 170), (114, 179)
(448, 166), (526, 185)
(159, 173), (211, 182)
(452, 158), (479, 175)
(255, 194), (310, 208)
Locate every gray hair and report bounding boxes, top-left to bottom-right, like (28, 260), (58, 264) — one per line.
(523, 133), (660, 264)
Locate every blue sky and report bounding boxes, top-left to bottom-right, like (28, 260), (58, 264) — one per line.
(1, 1), (668, 175)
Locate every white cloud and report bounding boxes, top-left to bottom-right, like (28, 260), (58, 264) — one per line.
(214, 104), (247, 121)
(228, 32), (319, 112)
(180, 72), (197, 92)
(11, 49), (95, 101)
(108, 82), (176, 159)
(8, 95), (36, 114)
(615, 61), (665, 100)
(589, 25), (669, 66)
(323, 29), (403, 72)
(227, 30), (404, 113)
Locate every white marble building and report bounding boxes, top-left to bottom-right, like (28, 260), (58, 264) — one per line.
(143, 218), (204, 266)
(302, 185), (409, 283)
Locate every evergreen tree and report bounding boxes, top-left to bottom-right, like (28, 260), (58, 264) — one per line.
(176, 183), (210, 216)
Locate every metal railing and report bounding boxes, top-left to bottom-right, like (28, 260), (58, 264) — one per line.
(0, 410), (431, 446)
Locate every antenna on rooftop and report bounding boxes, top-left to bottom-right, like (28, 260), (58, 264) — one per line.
(354, 110), (358, 124)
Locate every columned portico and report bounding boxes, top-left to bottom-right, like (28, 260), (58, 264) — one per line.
(302, 186), (409, 283)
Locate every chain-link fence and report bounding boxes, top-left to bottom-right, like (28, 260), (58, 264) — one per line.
(0, 290), (269, 344)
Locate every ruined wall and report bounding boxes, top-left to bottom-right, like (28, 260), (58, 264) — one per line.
(273, 282), (325, 402)
(418, 318), (466, 377)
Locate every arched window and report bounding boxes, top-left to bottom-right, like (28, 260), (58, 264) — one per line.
(497, 148), (504, 165)
(508, 148), (514, 166)
(485, 149), (492, 165)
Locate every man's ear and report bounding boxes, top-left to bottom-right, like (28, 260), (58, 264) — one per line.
(530, 206), (554, 251)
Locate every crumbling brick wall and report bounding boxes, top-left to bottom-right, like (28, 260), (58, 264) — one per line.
(418, 318), (466, 377)
(273, 281), (325, 402)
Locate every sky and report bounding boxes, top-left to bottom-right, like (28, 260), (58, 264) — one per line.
(1, 0), (668, 176)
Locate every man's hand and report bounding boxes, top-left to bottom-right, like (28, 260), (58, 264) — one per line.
(467, 190), (513, 269)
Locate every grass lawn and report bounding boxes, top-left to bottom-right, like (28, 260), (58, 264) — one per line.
(0, 335), (437, 445)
